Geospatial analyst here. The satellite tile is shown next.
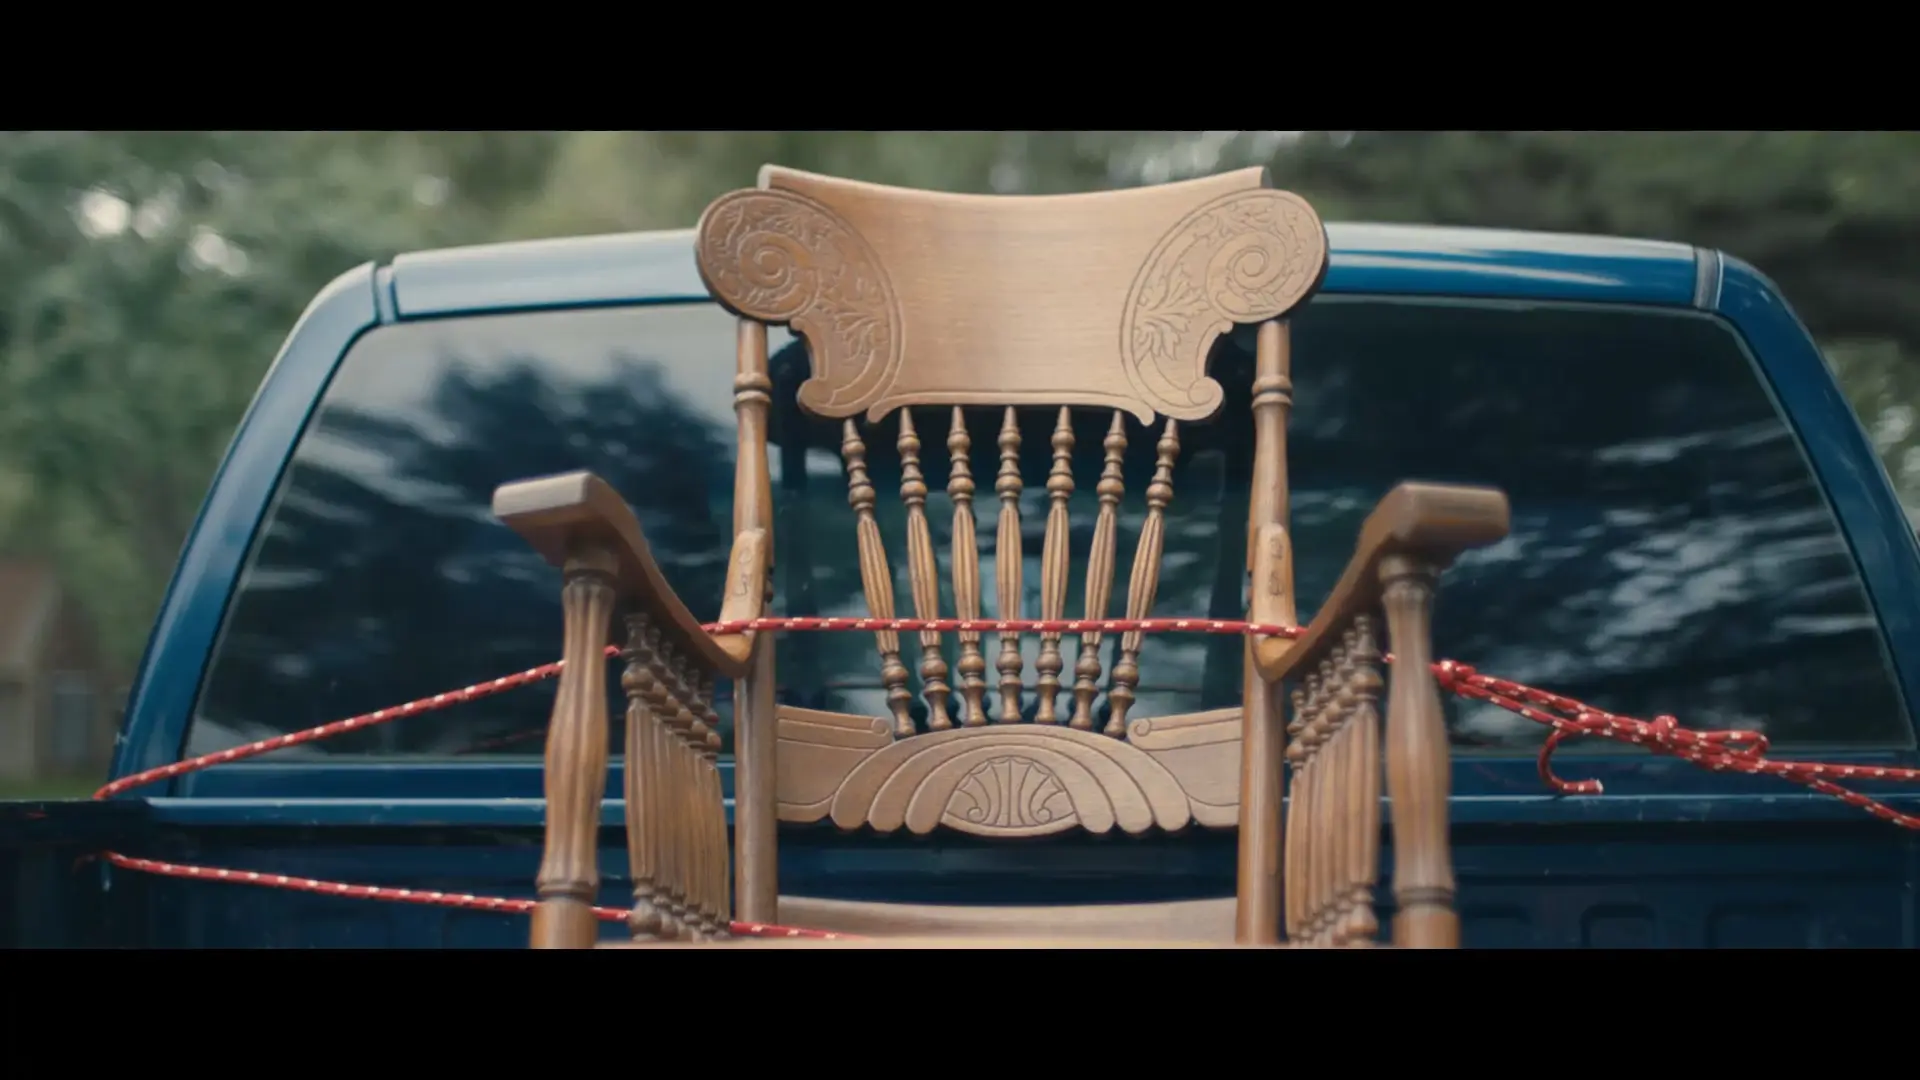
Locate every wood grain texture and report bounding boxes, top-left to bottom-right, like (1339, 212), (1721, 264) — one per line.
(1252, 482), (1511, 683)
(774, 705), (1241, 834)
(1380, 556), (1455, 948)
(897, 410), (953, 730)
(839, 420), (914, 738)
(1235, 318), (1292, 944)
(1107, 421), (1181, 737)
(688, 164), (1333, 946)
(992, 408), (1025, 724)
(729, 320), (780, 925)
(506, 163), (1518, 951)
(493, 471), (753, 678)
(1070, 413), (1127, 731)
(946, 408), (989, 726)
(694, 166), (1328, 423)
(775, 895), (1236, 940)
(1035, 408), (1074, 724)
(528, 548), (617, 949)
(620, 615), (664, 941)
(1254, 484), (1507, 948)
(734, 641), (779, 924)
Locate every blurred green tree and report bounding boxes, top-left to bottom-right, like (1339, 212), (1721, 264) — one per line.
(0, 132), (556, 662)
(5, 129), (1920, 672)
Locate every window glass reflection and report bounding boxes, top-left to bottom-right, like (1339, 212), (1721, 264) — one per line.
(187, 298), (1911, 760)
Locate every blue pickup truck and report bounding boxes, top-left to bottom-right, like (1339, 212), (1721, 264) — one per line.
(6, 220), (1919, 948)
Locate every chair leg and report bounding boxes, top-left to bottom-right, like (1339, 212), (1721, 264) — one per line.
(733, 641), (779, 925)
(1234, 639), (1287, 945)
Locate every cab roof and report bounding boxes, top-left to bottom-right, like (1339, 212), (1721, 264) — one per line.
(383, 222), (1715, 322)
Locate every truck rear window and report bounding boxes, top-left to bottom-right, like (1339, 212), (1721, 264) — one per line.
(185, 296), (1914, 760)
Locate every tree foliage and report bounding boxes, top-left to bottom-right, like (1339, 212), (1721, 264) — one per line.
(2, 130), (1916, 670)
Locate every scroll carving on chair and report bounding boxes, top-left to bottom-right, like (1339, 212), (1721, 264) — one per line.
(692, 167), (1333, 869)
(1122, 188), (1328, 419)
(696, 188), (905, 419)
(774, 705), (1244, 835)
(496, 162), (1512, 949)
(694, 167), (1328, 424)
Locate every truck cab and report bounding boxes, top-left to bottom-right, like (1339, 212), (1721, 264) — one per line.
(11, 220), (1916, 948)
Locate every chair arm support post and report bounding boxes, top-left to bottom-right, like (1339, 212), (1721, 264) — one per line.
(528, 546), (618, 948)
(496, 470), (756, 946)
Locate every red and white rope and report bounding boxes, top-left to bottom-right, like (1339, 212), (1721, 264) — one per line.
(89, 615), (1920, 942)
(96, 853), (846, 940)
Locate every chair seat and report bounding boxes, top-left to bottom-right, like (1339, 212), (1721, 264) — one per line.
(775, 894), (1238, 940)
(593, 895), (1339, 947)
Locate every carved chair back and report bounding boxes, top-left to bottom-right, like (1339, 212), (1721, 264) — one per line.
(693, 166), (1325, 891)
(499, 164), (1503, 949)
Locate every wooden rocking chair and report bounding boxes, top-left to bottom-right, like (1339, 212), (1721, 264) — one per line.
(492, 164), (1511, 949)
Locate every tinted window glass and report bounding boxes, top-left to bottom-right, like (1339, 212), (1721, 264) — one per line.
(187, 297), (1911, 761)
(190, 304), (763, 759)
(1287, 300), (1908, 751)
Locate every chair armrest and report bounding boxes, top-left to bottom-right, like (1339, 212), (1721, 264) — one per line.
(1248, 480), (1507, 949)
(492, 469), (765, 949)
(1251, 481), (1509, 684)
(492, 469), (766, 679)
